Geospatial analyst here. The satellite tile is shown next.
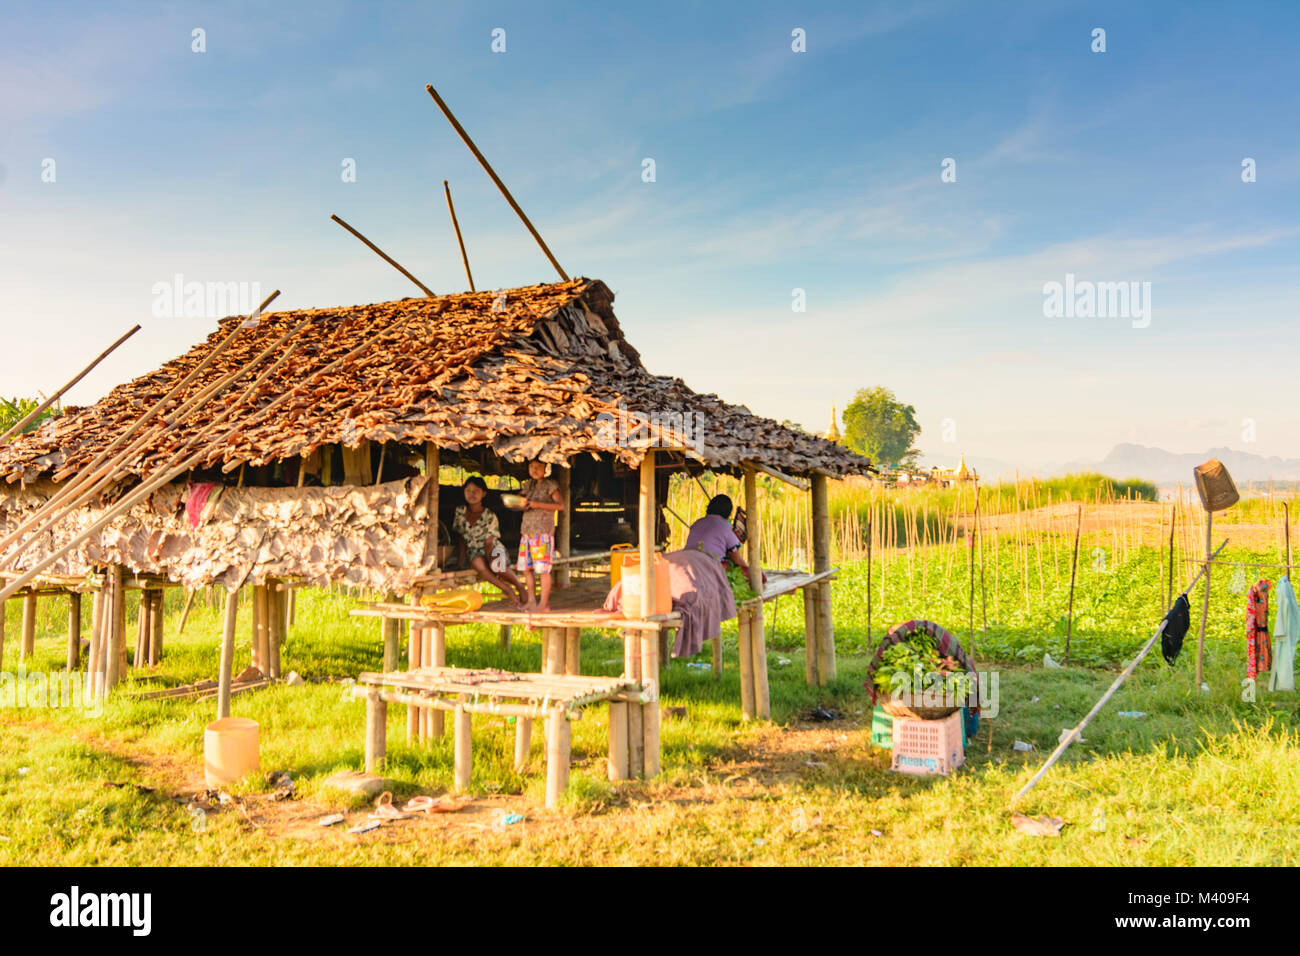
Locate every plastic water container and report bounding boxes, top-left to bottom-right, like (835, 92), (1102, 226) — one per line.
(204, 717), (260, 788)
(619, 553), (671, 616)
(609, 544), (635, 586)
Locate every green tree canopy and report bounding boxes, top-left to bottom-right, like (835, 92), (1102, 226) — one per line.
(0, 397), (56, 438)
(841, 386), (921, 468)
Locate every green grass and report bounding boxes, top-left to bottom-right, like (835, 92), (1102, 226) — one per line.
(2, 540), (1298, 865)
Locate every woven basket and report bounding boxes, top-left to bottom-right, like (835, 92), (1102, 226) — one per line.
(1194, 459), (1239, 513)
(881, 698), (961, 721)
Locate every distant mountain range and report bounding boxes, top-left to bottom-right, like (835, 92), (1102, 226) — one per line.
(1059, 444), (1300, 486)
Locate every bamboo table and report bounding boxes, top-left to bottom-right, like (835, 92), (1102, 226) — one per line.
(355, 667), (651, 807)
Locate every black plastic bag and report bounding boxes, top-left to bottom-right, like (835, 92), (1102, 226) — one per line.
(1161, 594), (1191, 665)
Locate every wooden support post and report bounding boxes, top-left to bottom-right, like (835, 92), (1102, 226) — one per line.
(803, 585), (818, 686)
(150, 588), (164, 666)
(87, 589), (104, 698)
(134, 591), (149, 668)
(66, 592), (81, 672)
(20, 592), (36, 661)
(217, 589), (238, 719)
(712, 630), (721, 680)
(176, 588), (197, 636)
(638, 452), (657, 623)
(1196, 511), (1213, 687)
(557, 463), (572, 588)
(0, 599), (5, 673)
(743, 466), (770, 718)
(254, 584), (270, 675)
(453, 702), (471, 791)
(381, 602), (400, 673)
(428, 624), (445, 737)
(499, 624), (511, 649)
(365, 688), (388, 773)
(267, 583), (281, 678)
(545, 704), (571, 808)
(640, 630), (661, 776)
(545, 627), (565, 676)
(514, 715), (533, 771)
(407, 625), (423, 744)
(737, 605), (756, 720)
(104, 566), (126, 689)
(564, 626), (581, 676)
(811, 473), (837, 684)
(624, 630), (644, 776)
(607, 701), (629, 782)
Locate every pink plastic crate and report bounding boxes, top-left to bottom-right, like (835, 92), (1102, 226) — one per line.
(890, 711), (965, 775)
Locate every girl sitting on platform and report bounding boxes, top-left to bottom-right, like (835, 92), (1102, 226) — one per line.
(454, 476), (527, 607)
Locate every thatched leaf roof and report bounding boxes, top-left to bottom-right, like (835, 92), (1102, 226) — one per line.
(0, 278), (869, 482)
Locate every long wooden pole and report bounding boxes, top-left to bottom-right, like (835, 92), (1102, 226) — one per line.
(1015, 539), (1227, 802)
(0, 309), (417, 604)
(0, 293), (283, 558)
(0, 325), (142, 445)
(442, 180), (475, 291)
(425, 84), (569, 282)
(330, 214), (436, 297)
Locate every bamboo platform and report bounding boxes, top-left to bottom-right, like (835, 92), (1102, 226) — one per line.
(410, 549), (609, 591)
(355, 666), (647, 807)
(351, 577), (682, 632)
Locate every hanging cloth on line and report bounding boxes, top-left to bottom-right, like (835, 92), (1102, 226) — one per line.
(1269, 577), (1298, 692)
(1162, 594), (1191, 665)
(1246, 580), (1273, 681)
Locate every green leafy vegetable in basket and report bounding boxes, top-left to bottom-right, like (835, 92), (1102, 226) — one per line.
(726, 565), (759, 604)
(873, 630), (973, 701)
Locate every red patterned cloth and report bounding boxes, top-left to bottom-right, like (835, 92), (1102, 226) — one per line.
(1246, 580), (1273, 680)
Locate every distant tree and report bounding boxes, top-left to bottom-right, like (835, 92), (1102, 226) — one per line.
(780, 419), (808, 434)
(842, 386), (921, 468)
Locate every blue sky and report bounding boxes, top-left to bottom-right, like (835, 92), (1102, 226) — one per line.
(2, 0), (1297, 475)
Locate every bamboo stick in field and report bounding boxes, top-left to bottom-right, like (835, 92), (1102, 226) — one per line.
(1195, 511), (1214, 686)
(1064, 505), (1082, 665)
(865, 515), (872, 648)
(442, 180), (475, 292)
(329, 214), (435, 297)
(0, 324), (142, 446)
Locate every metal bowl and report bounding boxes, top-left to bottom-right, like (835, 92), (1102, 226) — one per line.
(499, 492), (527, 511)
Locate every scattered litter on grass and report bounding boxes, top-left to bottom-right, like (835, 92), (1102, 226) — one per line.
(775, 658), (791, 667)
(1117, 711), (1147, 719)
(805, 706), (840, 722)
(1200, 683), (1211, 693)
(1030, 696), (1040, 704)
(686, 662), (711, 671)
(267, 770), (295, 800)
(1058, 729), (1086, 744)
(1011, 812), (1066, 837)
(318, 813), (345, 827)
(285, 671), (304, 687)
(754, 838), (766, 846)
(662, 705), (687, 719)
(1013, 740), (1035, 752)
(1043, 653), (1063, 669)
(495, 812), (524, 828)
(869, 829), (883, 838)
(805, 760), (828, 768)
(17, 768), (29, 775)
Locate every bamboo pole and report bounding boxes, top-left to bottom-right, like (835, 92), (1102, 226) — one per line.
(1064, 505), (1082, 665)
(329, 214), (435, 297)
(66, 592), (81, 671)
(109, 566), (126, 688)
(0, 599), (5, 673)
(453, 701), (471, 790)
(607, 701), (629, 782)
(428, 624), (445, 737)
(1015, 539), (1227, 802)
(1195, 511), (1213, 686)
(87, 588), (104, 698)
(0, 308), (406, 604)
(20, 592), (36, 661)
(545, 704), (571, 807)
(743, 467), (770, 718)
(811, 473), (835, 683)
(737, 605), (755, 719)
(442, 180), (475, 291)
(177, 588), (197, 636)
(0, 324), (141, 445)
(407, 625), (423, 743)
(802, 584), (818, 685)
(1167, 506), (1176, 608)
(424, 84), (568, 281)
(640, 630), (661, 775)
(366, 689), (388, 774)
(0, 303), (293, 564)
(217, 590), (238, 719)
(556, 462), (572, 588)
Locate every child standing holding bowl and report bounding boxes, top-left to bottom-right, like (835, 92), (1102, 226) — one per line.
(517, 459), (564, 612)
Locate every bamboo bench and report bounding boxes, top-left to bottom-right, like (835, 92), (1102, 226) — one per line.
(354, 666), (650, 808)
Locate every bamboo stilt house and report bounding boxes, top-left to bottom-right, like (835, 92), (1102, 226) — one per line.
(0, 278), (869, 717)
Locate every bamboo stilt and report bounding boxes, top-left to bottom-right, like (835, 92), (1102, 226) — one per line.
(66, 592), (81, 672)
(545, 705), (571, 808)
(640, 630), (661, 775)
(453, 702), (471, 790)
(217, 589), (238, 719)
(442, 180), (475, 291)
(407, 625), (423, 743)
(366, 689), (388, 774)
(607, 701), (629, 781)
(20, 593), (36, 661)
